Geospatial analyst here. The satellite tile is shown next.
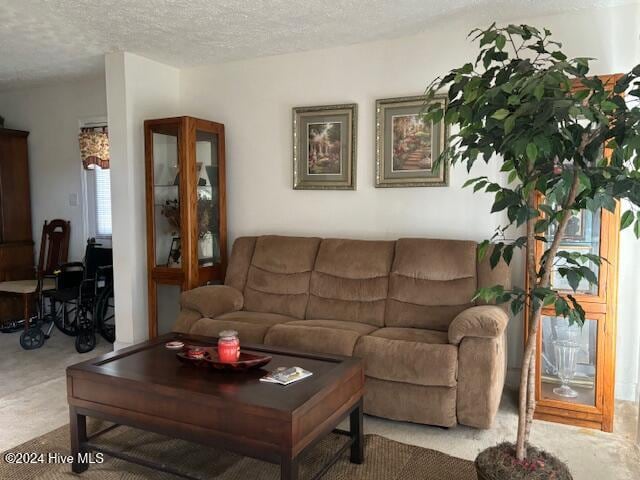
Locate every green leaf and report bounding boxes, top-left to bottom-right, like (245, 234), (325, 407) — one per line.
(473, 180), (488, 192)
(533, 83), (544, 100)
(495, 34), (506, 50)
(492, 109), (510, 120)
(579, 266), (598, 285)
(502, 244), (514, 265)
(444, 108), (459, 124)
(600, 100), (618, 112)
(551, 51), (567, 61)
(543, 293), (557, 306)
(507, 95), (520, 106)
(429, 109), (443, 124)
(566, 270), (581, 291)
(635, 214), (640, 239)
(477, 240), (490, 261)
(490, 243), (504, 268)
(526, 143), (538, 162)
(458, 63), (473, 74)
(504, 116), (516, 134)
(511, 299), (523, 316)
(462, 176), (487, 188)
(620, 210), (634, 230)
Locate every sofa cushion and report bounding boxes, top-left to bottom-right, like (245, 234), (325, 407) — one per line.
(243, 236), (321, 319)
(364, 377), (457, 427)
(189, 311), (295, 344)
(353, 327), (457, 387)
(306, 239), (394, 327)
(224, 237), (257, 292)
(385, 238), (477, 331)
(264, 319), (377, 356)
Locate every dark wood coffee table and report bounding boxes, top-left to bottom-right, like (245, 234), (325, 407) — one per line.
(66, 333), (364, 480)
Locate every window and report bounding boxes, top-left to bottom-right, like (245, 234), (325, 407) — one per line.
(80, 118), (112, 241)
(85, 167), (112, 239)
(93, 167), (112, 237)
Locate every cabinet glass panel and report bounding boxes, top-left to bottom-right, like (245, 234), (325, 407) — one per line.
(195, 130), (220, 266)
(156, 284), (181, 335)
(152, 125), (180, 268)
(548, 208), (601, 295)
(541, 315), (597, 406)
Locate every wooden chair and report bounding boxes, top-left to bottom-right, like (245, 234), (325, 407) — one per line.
(0, 220), (70, 337)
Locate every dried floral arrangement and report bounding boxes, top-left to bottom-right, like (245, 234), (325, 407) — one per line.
(161, 196), (215, 239)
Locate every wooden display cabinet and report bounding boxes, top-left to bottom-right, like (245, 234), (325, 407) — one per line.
(526, 205), (619, 431)
(144, 117), (226, 338)
(525, 75), (621, 432)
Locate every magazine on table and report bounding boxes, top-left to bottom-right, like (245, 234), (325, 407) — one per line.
(260, 366), (313, 385)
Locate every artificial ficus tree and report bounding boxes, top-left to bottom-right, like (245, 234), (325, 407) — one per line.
(423, 24), (640, 462)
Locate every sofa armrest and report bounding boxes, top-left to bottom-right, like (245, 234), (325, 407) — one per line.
(448, 305), (509, 345)
(180, 285), (244, 319)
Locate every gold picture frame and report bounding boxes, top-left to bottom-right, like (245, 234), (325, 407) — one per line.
(375, 94), (448, 187)
(293, 103), (357, 190)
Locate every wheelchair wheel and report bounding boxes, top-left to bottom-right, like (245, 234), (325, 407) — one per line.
(75, 330), (96, 353)
(96, 283), (115, 343)
(53, 301), (80, 336)
(20, 327), (45, 350)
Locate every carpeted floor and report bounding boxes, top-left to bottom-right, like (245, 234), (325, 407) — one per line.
(0, 422), (476, 479)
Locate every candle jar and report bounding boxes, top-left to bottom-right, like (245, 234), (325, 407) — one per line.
(218, 330), (240, 363)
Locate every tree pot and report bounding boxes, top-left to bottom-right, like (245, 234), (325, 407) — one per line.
(475, 443), (573, 480)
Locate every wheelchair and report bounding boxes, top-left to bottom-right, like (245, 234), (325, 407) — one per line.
(27, 239), (115, 353)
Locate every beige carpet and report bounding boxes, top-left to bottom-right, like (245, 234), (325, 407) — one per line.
(0, 422), (476, 479)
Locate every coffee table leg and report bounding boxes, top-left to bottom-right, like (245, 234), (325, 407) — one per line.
(281, 455), (299, 480)
(69, 407), (88, 473)
(350, 398), (364, 464)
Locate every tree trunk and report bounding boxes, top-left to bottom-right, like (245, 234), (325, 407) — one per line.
(516, 309), (540, 460)
(515, 169), (582, 461)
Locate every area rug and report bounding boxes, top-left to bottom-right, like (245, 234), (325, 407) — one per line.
(0, 421), (476, 479)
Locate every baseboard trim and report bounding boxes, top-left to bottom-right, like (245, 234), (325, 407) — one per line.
(113, 340), (133, 352)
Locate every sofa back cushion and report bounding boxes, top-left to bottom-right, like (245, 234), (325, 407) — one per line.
(225, 237), (257, 292)
(306, 239), (394, 327)
(386, 238), (477, 331)
(242, 235), (321, 319)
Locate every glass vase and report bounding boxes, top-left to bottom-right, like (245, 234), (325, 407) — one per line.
(553, 339), (580, 398)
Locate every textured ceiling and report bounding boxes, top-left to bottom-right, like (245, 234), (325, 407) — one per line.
(0, 0), (636, 90)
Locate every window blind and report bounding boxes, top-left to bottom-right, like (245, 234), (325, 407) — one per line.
(95, 167), (112, 236)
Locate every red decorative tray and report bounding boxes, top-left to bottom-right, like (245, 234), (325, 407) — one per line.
(176, 346), (272, 371)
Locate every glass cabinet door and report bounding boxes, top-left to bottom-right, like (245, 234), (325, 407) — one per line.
(194, 130), (220, 267)
(540, 315), (599, 407)
(548, 208), (602, 296)
(151, 124), (181, 268)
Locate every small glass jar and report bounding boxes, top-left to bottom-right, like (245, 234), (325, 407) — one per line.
(218, 330), (240, 363)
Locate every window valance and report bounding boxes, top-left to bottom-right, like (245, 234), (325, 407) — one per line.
(79, 127), (109, 170)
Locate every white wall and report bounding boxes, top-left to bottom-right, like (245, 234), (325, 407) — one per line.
(105, 52), (180, 350)
(177, 3), (640, 399)
(0, 77), (107, 261)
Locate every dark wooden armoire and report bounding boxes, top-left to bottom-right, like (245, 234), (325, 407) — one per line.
(0, 128), (35, 323)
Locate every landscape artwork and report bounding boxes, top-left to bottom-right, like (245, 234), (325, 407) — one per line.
(391, 114), (432, 172)
(375, 95), (448, 187)
(293, 103), (356, 190)
(307, 122), (342, 175)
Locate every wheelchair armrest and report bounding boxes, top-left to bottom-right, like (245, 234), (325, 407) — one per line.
(56, 262), (85, 272)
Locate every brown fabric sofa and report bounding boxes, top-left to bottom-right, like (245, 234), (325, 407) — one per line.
(173, 235), (511, 429)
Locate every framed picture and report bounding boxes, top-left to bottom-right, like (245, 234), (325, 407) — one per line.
(375, 95), (448, 187)
(293, 104), (357, 190)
